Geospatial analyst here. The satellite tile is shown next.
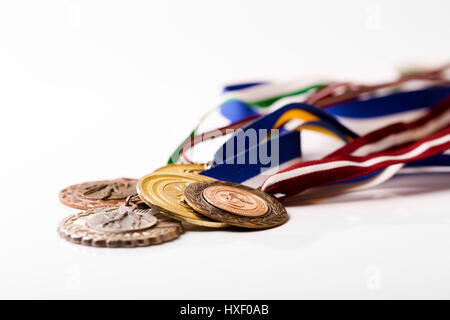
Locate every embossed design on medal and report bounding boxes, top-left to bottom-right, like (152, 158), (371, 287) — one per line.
(59, 178), (138, 210)
(183, 181), (288, 229)
(137, 172), (229, 228)
(203, 185), (269, 217)
(58, 203), (183, 248)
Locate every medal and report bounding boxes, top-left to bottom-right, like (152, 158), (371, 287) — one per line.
(59, 178), (137, 210)
(58, 202), (182, 247)
(137, 172), (229, 228)
(183, 180), (288, 229)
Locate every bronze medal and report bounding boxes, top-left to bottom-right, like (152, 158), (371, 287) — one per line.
(183, 180), (288, 229)
(58, 203), (182, 247)
(59, 178), (137, 210)
(153, 163), (210, 175)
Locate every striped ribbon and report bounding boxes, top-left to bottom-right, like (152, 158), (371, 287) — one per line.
(260, 96), (450, 198)
(168, 65), (450, 200)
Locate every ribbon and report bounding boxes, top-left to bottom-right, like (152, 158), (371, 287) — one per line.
(172, 66), (449, 165)
(202, 86), (450, 184)
(169, 65), (450, 200)
(261, 96), (450, 198)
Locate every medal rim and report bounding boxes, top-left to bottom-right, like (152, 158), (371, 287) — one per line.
(153, 163), (209, 175)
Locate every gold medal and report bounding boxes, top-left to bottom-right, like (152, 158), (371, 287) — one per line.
(183, 180), (288, 229)
(137, 172), (229, 228)
(153, 163), (209, 175)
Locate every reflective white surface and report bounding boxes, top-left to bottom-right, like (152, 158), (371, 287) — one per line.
(0, 0), (449, 299)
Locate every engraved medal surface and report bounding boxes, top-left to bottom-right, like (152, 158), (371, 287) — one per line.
(183, 181), (288, 229)
(58, 204), (182, 248)
(59, 178), (137, 210)
(78, 180), (136, 201)
(137, 172), (228, 228)
(85, 204), (157, 232)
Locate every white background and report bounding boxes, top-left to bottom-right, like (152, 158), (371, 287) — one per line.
(0, 0), (449, 299)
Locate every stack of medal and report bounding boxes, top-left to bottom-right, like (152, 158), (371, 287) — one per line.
(58, 64), (450, 248)
(58, 177), (183, 248)
(58, 165), (210, 248)
(58, 161), (286, 248)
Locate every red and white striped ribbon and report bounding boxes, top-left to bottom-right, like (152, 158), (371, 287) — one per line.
(260, 96), (450, 197)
